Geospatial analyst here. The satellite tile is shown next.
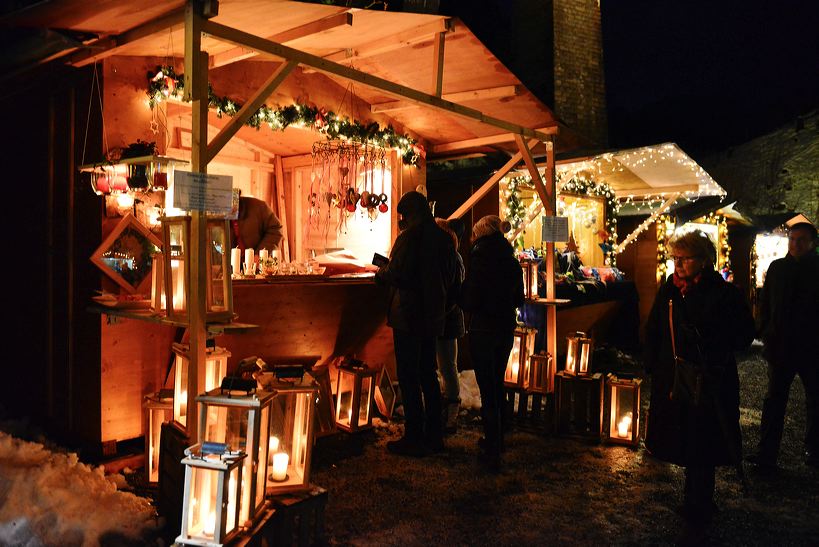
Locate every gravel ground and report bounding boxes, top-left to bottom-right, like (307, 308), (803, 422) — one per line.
(312, 344), (819, 546)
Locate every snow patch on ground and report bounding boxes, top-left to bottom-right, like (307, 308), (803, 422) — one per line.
(0, 432), (158, 546)
(458, 370), (482, 410)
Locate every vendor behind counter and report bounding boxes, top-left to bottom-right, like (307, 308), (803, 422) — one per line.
(232, 196), (283, 252)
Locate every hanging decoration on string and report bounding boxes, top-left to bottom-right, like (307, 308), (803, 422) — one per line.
(146, 65), (424, 165)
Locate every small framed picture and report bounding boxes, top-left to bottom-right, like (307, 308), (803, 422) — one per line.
(374, 366), (396, 420)
(90, 213), (162, 294)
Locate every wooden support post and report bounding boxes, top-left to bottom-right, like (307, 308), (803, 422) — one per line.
(274, 156), (291, 263)
(184, 1), (209, 443)
(432, 31), (445, 97)
(543, 137), (557, 364)
(447, 138), (539, 220)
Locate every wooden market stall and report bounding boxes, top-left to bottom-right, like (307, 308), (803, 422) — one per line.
(3, 0), (596, 464)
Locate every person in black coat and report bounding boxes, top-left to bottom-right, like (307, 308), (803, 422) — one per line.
(644, 230), (755, 530)
(376, 191), (457, 456)
(435, 218), (466, 433)
(749, 222), (819, 469)
(459, 215), (524, 471)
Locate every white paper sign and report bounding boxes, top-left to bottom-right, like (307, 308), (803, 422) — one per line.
(541, 216), (570, 242)
(173, 171), (233, 213)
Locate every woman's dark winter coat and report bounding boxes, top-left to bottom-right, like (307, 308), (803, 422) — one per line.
(458, 232), (524, 332)
(441, 252), (465, 339)
(644, 270), (755, 467)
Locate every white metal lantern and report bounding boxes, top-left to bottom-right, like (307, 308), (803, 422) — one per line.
(565, 331), (593, 376)
(160, 216), (234, 323)
(605, 374), (642, 447)
(335, 365), (377, 432)
(172, 343), (230, 428)
(504, 326), (538, 388)
(177, 443), (245, 547)
(197, 387), (275, 526)
(265, 377), (319, 495)
(521, 259), (539, 300)
(143, 390), (173, 484)
(526, 352), (554, 394)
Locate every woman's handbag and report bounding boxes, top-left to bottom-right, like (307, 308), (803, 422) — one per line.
(668, 299), (704, 406)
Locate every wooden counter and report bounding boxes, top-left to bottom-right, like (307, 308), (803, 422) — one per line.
(219, 277), (394, 375)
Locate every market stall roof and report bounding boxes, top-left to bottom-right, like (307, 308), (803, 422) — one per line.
(555, 143), (726, 212)
(3, 0), (583, 158)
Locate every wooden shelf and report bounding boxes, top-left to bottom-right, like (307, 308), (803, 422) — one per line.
(87, 305), (258, 335)
(528, 298), (571, 306)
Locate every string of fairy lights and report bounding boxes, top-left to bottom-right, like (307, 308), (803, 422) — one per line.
(656, 212), (731, 282)
(146, 65), (425, 165)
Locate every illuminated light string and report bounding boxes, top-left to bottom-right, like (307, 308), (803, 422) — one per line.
(501, 173), (620, 265)
(146, 65), (425, 166)
(656, 212), (731, 282)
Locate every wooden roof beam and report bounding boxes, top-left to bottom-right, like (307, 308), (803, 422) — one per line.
(206, 61), (297, 164)
(432, 125), (557, 154)
(432, 30), (445, 97)
(210, 11), (353, 69)
(322, 17), (453, 65)
(615, 193), (680, 254)
(69, 7), (185, 67)
(372, 85), (519, 113)
(199, 19), (553, 141)
(447, 138), (540, 220)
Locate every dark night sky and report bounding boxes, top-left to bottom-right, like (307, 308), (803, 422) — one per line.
(601, 0), (819, 156)
(444, 0), (819, 158)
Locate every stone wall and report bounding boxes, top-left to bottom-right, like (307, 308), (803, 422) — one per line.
(553, 0), (608, 147)
(703, 111), (819, 224)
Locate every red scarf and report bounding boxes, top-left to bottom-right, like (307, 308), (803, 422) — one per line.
(672, 271), (702, 296)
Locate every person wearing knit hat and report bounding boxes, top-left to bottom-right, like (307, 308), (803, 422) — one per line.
(459, 214), (524, 472)
(376, 191), (458, 457)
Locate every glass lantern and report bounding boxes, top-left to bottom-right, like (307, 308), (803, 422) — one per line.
(565, 331), (593, 376)
(526, 352), (554, 394)
(306, 365), (337, 436)
(504, 326), (538, 389)
(335, 364), (377, 432)
(161, 216), (234, 323)
(150, 251), (165, 313)
(197, 387), (275, 527)
(161, 216), (190, 323)
(143, 390), (173, 484)
(605, 374), (642, 447)
(176, 443), (245, 547)
(172, 343), (230, 428)
(265, 377), (319, 495)
(521, 259), (539, 300)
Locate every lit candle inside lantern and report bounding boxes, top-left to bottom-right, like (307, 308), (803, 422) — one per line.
(179, 390), (187, 417)
(271, 452), (289, 481)
(511, 360), (519, 380)
(203, 510), (216, 537)
(230, 248), (241, 277)
(268, 436), (280, 465)
(617, 414), (632, 438)
(259, 249), (269, 262)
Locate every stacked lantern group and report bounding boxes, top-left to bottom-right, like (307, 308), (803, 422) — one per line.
(159, 216), (233, 323)
(503, 326), (554, 393)
(555, 332), (603, 438)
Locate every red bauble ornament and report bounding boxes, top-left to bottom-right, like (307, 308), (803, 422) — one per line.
(378, 203), (388, 213)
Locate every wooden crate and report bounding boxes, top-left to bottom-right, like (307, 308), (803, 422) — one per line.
(233, 486), (328, 547)
(554, 371), (603, 440)
(505, 388), (553, 434)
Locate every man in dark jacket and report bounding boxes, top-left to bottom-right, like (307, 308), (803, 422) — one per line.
(749, 222), (819, 469)
(376, 191), (457, 456)
(232, 195), (283, 252)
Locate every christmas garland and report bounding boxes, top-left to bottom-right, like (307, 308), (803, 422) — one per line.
(147, 65), (425, 165)
(503, 173), (620, 265)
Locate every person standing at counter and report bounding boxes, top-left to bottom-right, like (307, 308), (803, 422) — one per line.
(459, 215), (524, 472)
(232, 195), (284, 252)
(376, 191), (457, 457)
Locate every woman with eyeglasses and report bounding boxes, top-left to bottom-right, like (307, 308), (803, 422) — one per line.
(643, 229), (754, 543)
